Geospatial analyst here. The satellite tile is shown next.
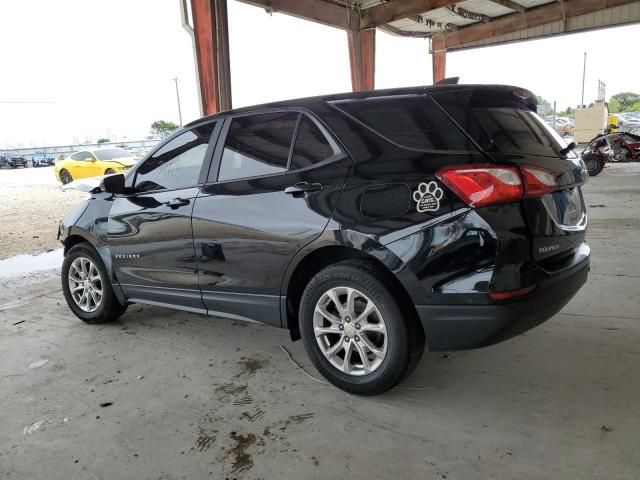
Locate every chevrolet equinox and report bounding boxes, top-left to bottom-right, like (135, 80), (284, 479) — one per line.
(58, 85), (590, 395)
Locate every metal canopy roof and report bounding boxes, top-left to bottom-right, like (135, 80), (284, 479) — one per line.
(186, 0), (639, 116)
(239, 0), (640, 50)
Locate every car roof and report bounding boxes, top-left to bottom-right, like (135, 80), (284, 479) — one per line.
(185, 84), (537, 127)
(70, 146), (132, 154)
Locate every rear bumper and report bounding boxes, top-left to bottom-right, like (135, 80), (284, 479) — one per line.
(417, 243), (590, 351)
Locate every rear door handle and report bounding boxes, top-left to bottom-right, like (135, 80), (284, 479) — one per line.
(165, 198), (190, 209)
(284, 182), (322, 198)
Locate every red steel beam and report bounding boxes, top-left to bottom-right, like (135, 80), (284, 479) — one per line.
(361, 0), (457, 28)
(237, 0), (359, 30)
(442, 0), (640, 49)
(347, 29), (376, 91)
(191, 0), (232, 115)
(431, 35), (446, 83)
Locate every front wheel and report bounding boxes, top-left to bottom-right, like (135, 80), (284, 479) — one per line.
(61, 243), (127, 323)
(299, 260), (424, 395)
(60, 169), (73, 184)
(105, 168), (116, 175)
(584, 153), (604, 177)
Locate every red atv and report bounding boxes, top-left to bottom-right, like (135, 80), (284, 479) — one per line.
(582, 131), (640, 176)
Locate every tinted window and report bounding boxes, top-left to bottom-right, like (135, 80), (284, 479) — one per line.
(333, 96), (473, 151)
(431, 90), (575, 158)
(474, 109), (574, 158)
(216, 112), (298, 182)
(290, 116), (337, 170)
(135, 123), (215, 192)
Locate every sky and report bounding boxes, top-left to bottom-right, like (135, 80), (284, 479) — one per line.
(1, 0), (638, 148)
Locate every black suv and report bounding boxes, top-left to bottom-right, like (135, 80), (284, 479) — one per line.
(0, 154), (28, 168)
(58, 85), (589, 394)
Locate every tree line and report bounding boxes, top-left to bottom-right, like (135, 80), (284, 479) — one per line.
(538, 92), (640, 118)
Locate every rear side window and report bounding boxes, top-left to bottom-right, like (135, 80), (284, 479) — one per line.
(135, 122), (215, 192)
(217, 112), (299, 182)
(332, 95), (473, 151)
(290, 116), (337, 170)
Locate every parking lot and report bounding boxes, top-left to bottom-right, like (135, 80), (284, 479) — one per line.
(0, 166), (86, 260)
(1, 163), (639, 479)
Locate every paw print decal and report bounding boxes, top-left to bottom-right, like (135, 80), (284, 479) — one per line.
(413, 181), (443, 213)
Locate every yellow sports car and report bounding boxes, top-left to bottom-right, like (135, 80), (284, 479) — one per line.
(55, 147), (138, 184)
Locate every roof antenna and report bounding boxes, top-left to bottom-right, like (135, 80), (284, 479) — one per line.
(435, 77), (460, 85)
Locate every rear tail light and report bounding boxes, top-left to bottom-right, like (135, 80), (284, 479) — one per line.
(436, 164), (559, 207)
(489, 285), (537, 301)
(436, 164), (522, 208)
(520, 166), (558, 197)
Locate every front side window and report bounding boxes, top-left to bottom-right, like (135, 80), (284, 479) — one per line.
(94, 148), (132, 160)
(290, 116), (337, 170)
(71, 151), (90, 161)
(216, 112), (299, 182)
(134, 122), (215, 192)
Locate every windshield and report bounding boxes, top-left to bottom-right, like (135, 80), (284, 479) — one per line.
(94, 148), (132, 160)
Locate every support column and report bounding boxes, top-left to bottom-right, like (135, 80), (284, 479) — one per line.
(431, 35), (446, 84)
(191, 0), (232, 116)
(347, 29), (375, 92)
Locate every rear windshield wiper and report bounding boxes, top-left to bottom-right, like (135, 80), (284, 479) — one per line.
(560, 142), (576, 156)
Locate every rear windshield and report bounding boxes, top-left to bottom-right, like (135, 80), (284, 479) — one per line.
(331, 95), (475, 152)
(431, 89), (576, 158)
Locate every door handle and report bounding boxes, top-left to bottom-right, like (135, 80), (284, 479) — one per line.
(284, 182), (322, 198)
(165, 198), (190, 209)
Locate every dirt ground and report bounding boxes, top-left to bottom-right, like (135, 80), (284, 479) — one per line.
(0, 166), (86, 260)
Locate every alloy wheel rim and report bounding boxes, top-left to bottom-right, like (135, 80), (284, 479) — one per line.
(68, 257), (103, 313)
(313, 286), (388, 376)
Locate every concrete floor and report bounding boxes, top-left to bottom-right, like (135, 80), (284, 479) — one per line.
(1, 163), (639, 479)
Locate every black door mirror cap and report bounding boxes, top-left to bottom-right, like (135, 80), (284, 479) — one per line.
(101, 173), (125, 194)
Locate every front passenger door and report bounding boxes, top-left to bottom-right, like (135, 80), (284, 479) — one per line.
(107, 121), (219, 311)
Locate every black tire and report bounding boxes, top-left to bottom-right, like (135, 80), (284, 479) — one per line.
(583, 153), (604, 177)
(60, 169), (73, 184)
(32, 161), (37, 168)
(61, 242), (127, 324)
(299, 260), (424, 395)
(105, 168), (116, 175)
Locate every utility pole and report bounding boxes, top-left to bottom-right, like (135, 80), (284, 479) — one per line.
(173, 76), (183, 126)
(581, 52), (587, 107)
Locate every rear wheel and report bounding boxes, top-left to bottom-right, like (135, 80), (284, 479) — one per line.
(299, 260), (424, 395)
(60, 169), (73, 184)
(61, 243), (127, 323)
(584, 153), (604, 177)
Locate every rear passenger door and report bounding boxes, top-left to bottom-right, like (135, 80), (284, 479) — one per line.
(192, 110), (351, 326)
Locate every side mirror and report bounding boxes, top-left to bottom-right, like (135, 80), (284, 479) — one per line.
(101, 173), (125, 194)
(85, 157), (96, 162)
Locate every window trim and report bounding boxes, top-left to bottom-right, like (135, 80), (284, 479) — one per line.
(123, 119), (222, 196)
(206, 107), (344, 185)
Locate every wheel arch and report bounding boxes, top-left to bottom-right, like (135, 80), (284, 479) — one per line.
(62, 228), (125, 305)
(281, 237), (423, 343)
